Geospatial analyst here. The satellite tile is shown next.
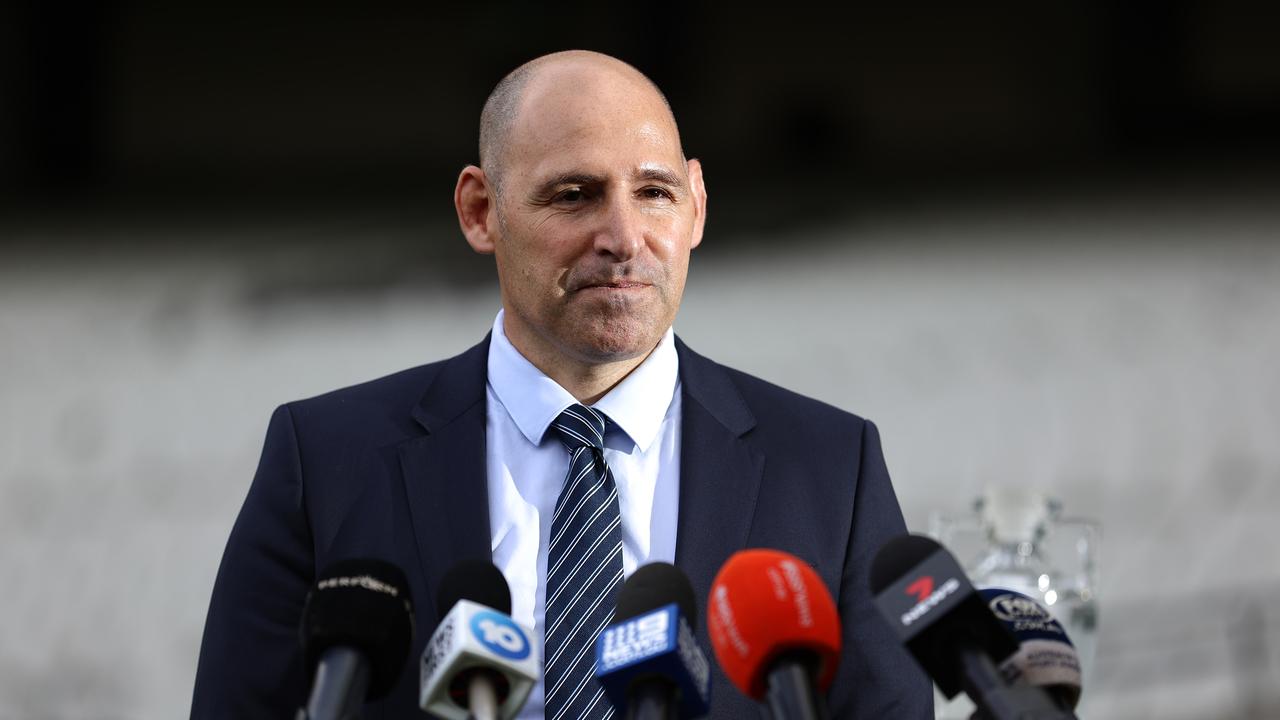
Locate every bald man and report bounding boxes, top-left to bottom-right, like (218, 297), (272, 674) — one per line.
(192, 51), (931, 719)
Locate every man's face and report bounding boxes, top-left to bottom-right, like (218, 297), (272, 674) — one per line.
(488, 71), (705, 366)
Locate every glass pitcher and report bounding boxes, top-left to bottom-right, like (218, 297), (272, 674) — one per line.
(927, 484), (1100, 719)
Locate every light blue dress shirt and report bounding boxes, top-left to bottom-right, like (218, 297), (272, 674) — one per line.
(484, 309), (683, 720)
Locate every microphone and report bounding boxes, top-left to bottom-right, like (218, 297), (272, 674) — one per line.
(297, 558), (415, 720)
(706, 549), (840, 720)
(418, 561), (539, 720)
(595, 562), (712, 720)
(978, 588), (1082, 713)
(869, 534), (1075, 720)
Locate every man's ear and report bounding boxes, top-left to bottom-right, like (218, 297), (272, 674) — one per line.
(455, 165), (498, 254)
(687, 158), (707, 250)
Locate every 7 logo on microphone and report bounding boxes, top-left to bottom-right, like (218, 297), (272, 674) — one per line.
(873, 552), (971, 640)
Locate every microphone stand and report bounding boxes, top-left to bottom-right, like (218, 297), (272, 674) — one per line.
(959, 648), (1077, 720)
(467, 672), (501, 720)
(298, 647), (371, 720)
(625, 676), (678, 720)
(764, 651), (827, 720)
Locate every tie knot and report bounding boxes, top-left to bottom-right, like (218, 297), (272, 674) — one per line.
(551, 404), (608, 452)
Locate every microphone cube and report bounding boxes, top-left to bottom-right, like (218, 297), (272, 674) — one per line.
(419, 599), (539, 720)
(596, 603), (711, 718)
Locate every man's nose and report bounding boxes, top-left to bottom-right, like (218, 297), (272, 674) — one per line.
(592, 196), (645, 261)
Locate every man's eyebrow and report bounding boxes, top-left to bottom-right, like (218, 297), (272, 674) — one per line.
(533, 172), (606, 193)
(635, 167), (685, 188)
(530, 168), (685, 195)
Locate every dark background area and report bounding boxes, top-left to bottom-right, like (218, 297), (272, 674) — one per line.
(5, 0), (1280, 239)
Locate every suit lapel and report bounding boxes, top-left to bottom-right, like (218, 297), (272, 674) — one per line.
(396, 334), (764, 624)
(673, 338), (765, 618)
(399, 337), (492, 619)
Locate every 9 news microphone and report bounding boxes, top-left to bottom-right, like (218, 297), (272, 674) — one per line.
(978, 588), (1083, 715)
(418, 561), (539, 720)
(706, 549), (840, 720)
(595, 562), (712, 720)
(869, 535), (1076, 720)
(297, 558), (415, 720)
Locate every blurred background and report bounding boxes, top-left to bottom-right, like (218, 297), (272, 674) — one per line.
(3, 1), (1279, 718)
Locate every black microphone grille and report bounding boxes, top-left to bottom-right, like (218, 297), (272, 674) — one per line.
(436, 560), (512, 617)
(300, 558), (414, 700)
(869, 533), (942, 594)
(615, 562), (697, 625)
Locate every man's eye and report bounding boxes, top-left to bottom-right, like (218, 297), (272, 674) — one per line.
(641, 187), (673, 200)
(556, 188), (585, 203)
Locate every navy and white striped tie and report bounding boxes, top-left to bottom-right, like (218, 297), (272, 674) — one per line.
(544, 404), (624, 720)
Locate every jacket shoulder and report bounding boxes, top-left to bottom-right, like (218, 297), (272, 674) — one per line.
(675, 336), (869, 440)
(715, 362), (869, 441)
(279, 356), (457, 446)
(723, 364), (863, 418)
(289, 362), (444, 415)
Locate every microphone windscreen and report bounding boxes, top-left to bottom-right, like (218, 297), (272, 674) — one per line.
(615, 562), (697, 625)
(437, 560), (512, 616)
(868, 533), (1020, 698)
(980, 588), (1083, 710)
(868, 534), (939, 595)
(301, 558), (414, 700)
(707, 549), (841, 701)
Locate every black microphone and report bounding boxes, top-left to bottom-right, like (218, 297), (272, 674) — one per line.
(596, 562), (712, 720)
(419, 561), (538, 720)
(297, 558), (415, 720)
(869, 535), (1076, 720)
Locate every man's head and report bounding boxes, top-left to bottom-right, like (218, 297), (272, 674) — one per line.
(455, 50), (707, 377)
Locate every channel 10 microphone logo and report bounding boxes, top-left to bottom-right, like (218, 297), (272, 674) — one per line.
(470, 610), (531, 660)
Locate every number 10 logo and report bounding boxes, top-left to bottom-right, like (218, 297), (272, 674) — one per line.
(470, 610), (531, 660)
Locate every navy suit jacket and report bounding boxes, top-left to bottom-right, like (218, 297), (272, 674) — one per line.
(191, 335), (932, 719)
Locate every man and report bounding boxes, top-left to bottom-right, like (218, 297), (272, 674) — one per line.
(192, 50), (931, 719)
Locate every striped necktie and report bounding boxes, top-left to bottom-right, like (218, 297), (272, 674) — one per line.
(544, 404), (624, 720)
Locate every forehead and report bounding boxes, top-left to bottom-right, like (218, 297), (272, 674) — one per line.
(505, 66), (684, 181)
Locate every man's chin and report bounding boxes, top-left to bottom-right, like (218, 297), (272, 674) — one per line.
(573, 338), (654, 364)
(565, 317), (665, 364)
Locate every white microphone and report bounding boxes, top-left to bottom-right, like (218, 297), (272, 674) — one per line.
(419, 561), (539, 720)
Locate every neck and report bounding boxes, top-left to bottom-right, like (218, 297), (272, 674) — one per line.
(502, 317), (656, 405)
(547, 356), (647, 405)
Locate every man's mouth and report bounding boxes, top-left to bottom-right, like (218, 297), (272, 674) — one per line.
(578, 280), (651, 291)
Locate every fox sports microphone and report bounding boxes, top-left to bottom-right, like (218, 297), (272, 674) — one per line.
(707, 549), (840, 720)
(595, 562), (712, 720)
(297, 558), (415, 720)
(979, 588), (1082, 713)
(419, 561), (539, 720)
(869, 535), (1074, 720)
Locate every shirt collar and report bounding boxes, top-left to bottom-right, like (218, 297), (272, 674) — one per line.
(486, 309), (679, 453)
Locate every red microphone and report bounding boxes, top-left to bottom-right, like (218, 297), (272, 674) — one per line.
(707, 549), (841, 720)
